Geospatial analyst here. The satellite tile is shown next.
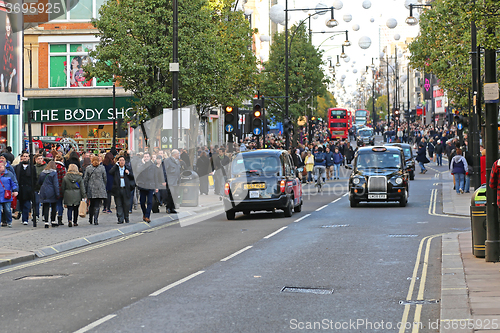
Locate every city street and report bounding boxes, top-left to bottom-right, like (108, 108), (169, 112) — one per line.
(0, 147), (471, 333)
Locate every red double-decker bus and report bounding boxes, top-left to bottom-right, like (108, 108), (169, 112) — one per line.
(355, 109), (371, 127)
(328, 108), (349, 139)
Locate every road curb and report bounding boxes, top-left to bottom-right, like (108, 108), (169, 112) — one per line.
(1, 202), (223, 266)
(440, 232), (472, 333)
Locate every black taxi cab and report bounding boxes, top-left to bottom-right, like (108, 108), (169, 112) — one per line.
(385, 143), (415, 180)
(356, 127), (375, 147)
(346, 146), (409, 207)
(222, 150), (303, 220)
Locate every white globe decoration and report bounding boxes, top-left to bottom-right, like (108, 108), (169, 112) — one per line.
(352, 24), (360, 31)
(379, 51), (385, 59)
(353, 69), (358, 73)
(370, 17), (375, 23)
(346, 69), (350, 72)
(315, 3), (328, 15)
(333, 0), (343, 10)
(404, 0), (418, 9)
(386, 18), (398, 29)
(313, 15), (319, 20)
(362, 0), (371, 9)
(394, 34), (401, 41)
(351, 64), (354, 67)
(260, 35), (271, 42)
(269, 5), (285, 25)
(343, 14), (352, 22)
(358, 36), (371, 49)
(400, 74), (408, 83)
(353, 61), (356, 64)
(343, 56), (351, 63)
(341, 74), (346, 79)
(244, 8), (253, 16)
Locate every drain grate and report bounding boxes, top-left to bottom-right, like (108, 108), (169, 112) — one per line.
(388, 234), (418, 238)
(15, 274), (68, 281)
(281, 286), (334, 295)
(321, 224), (350, 228)
(399, 299), (440, 305)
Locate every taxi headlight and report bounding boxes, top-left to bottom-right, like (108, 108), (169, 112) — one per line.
(353, 178), (360, 185)
(395, 177), (403, 185)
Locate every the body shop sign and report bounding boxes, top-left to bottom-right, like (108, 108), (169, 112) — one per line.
(24, 97), (136, 123)
(433, 86), (445, 114)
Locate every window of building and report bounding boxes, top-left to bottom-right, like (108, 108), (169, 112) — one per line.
(49, 43), (112, 88)
(49, 0), (105, 21)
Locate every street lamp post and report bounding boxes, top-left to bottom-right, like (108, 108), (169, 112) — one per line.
(171, 0), (179, 150)
(272, 4), (339, 150)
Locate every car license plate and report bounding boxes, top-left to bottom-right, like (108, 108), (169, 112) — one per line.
(368, 194), (387, 199)
(249, 191), (260, 198)
(244, 183), (266, 190)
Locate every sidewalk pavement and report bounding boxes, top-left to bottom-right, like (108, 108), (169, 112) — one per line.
(439, 169), (500, 332)
(0, 192), (223, 268)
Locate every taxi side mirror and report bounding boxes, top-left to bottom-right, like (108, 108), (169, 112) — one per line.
(345, 164), (353, 170)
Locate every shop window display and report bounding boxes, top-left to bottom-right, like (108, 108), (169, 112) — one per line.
(49, 43), (112, 88)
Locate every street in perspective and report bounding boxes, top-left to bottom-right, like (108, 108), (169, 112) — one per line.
(0, 0), (499, 332)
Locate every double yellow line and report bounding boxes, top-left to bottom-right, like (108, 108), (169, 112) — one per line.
(399, 234), (442, 333)
(429, 189), (468, 219)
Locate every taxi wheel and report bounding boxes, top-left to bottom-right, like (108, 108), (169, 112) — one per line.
(399, 191), (408, 207)
(350, 199), (358, 207)
(226, 211), (236, 220)
(284, 199), (293, 217)
(410, 171), (415, 180)
(294, 200), (302, 212)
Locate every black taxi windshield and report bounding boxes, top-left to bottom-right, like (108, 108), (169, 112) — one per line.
(356, 152), (402, 169)
(231, 155), (281, 175)
(358, 129), (373, 137)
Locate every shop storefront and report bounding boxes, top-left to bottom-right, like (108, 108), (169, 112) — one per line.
(24, 96), (136, 152)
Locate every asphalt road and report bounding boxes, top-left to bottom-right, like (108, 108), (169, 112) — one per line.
(0, 138), (471, 333)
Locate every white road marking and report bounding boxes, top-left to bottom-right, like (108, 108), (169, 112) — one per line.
(149, 271), (205, 296)
(220, 246), (253, 261)
(343, 193), (349, 197)
(73, 314), (117, 333)
(294, 214), (311, 222)
(316, 205), (328, 211)
(331, 197), (342, 204)
(263, 226), (288, 239)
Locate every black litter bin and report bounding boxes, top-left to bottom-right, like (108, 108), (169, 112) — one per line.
(470, 185), (487, 258)
(180, 170), (199, 207)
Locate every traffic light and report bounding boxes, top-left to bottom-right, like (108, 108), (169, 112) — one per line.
(454, 114), (464, 130)
(224, 105), (238, 135)
(251, 99), (263, 136)
(394, 109), (400, 121)
(284, 117), (293, 135)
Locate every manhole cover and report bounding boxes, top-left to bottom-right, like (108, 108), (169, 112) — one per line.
(399, 299), (440, 305)
(321, 224), (350, 228)
(15, 274), (68, 281)
(281, 286), (333, 295)
(388, 234), (419, 238)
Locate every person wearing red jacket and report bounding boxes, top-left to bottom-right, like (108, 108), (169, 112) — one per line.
(480, 149), (486, 185)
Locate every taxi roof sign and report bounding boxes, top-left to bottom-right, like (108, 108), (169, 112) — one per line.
(372, 147), (387, 152)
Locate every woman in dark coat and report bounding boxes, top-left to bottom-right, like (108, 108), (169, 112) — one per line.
(196, 151), (211, 195)
(102, 152), (115, 214)
(416, 144), (430, 174)
(65, 150), (81, 171)
(83, 156), (107, 225)
(38, 161), (60, 228)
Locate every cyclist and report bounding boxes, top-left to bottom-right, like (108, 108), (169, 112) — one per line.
(313, 146), (326, 188)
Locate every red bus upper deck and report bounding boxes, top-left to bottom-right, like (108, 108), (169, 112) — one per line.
(328, 108), (348, 139)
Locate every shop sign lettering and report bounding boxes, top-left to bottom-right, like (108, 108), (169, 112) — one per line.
(30, 107), (134, 122)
